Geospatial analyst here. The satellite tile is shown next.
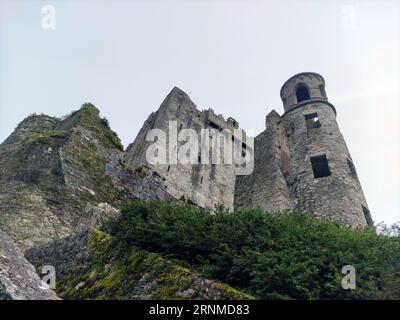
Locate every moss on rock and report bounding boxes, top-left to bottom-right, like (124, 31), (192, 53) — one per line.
(48, 229), (253, 300)
(78, 103), (123, 151)
(88, 229), (111, 250)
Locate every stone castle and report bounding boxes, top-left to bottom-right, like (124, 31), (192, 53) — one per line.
(0, 71), (372, 256)
(0, 71), (374, 299)
(124, 72), (372, 228)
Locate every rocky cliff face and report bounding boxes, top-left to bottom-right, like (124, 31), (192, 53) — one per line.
(0, 102), (253, 300)
(25, 229), (253, 300)
(0, 231), (59, 300)
(0, 104), (171, 251)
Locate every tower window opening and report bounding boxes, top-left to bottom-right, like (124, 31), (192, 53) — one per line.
(305, 113), (321, 129)
(200, 176), (203, 184)
(362, 206), (373, 226)
(179, 123), (183, 131)
(310, 155), (331, 178)
(347, 158), (357, 179)
(167, 165), (171, 172)
(296, 85), (310, 103)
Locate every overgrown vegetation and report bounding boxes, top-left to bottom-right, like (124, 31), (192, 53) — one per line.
(103, 201), (400, 300)
(57, 230), (253, 300)
(79, 104), (123, 151)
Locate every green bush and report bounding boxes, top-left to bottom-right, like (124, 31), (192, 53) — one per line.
(103, 201), (400, 300)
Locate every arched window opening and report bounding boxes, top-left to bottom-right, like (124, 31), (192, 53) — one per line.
(296, 85), (310, 103)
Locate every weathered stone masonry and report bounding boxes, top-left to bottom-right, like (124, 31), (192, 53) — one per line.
(124, 87), (250, 211)
(125, 73), (371, 228)
(235, 72), (372, 228)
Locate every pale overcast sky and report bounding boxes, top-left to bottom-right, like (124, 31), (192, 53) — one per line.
(0, 0), (399, 224)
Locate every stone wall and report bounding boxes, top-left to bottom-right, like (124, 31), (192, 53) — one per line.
(124, 87), (247, 211)
(235, 110), (294, 212)
(236, 72), (371, 228)
(280, 72), (328, 112)
(283, 101), (370, 227)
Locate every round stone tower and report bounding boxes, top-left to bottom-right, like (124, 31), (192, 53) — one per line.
(280, 72), (372, 228)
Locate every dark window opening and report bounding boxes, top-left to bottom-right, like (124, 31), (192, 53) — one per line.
(310, 154), (331, 178)
(179, 123), (183, 131)
(305, 113), (321, 129)
(198, 154), (201, 164)
(296, 85), (310, 103)
(200, 176), (203, 184)
(209, 121), (220, 130)
(362, 206), (373, 226)
(241, 142), (247, 157)
(242, 142), (247, 158)
(347, 158), (357, 179)
(167, 165), (171, 172)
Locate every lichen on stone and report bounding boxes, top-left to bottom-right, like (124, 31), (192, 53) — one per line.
(25, 229), (253, 300)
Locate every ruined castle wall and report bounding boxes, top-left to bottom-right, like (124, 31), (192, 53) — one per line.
(124, 88), (237, 210)
(125, 75), (371, 227)
(283, 102), (370, 227)
(234, 111), (294, 212)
